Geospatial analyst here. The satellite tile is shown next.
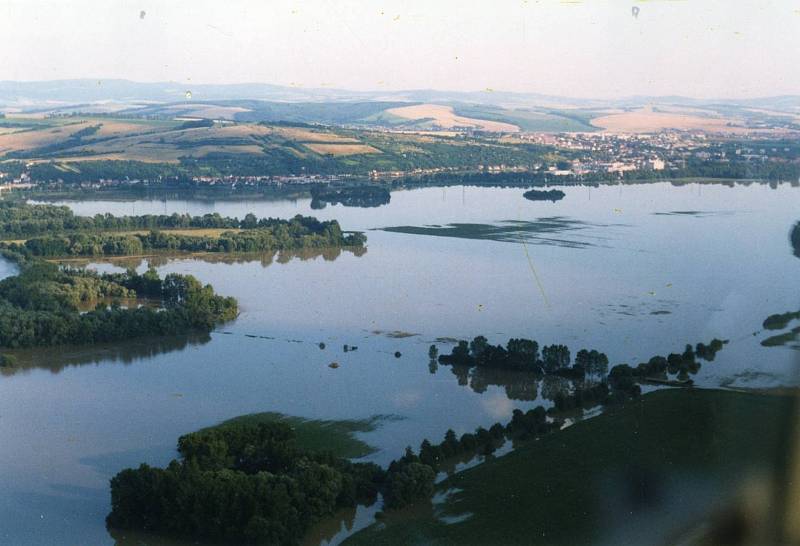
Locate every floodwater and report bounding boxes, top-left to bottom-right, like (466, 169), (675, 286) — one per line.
(2, 181), (799, 545)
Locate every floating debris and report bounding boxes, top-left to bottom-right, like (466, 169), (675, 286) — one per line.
(394, 351), (402, 358)
(319, 342), (326, 350)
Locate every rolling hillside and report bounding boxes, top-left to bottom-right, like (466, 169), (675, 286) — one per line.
(0, 115), (554, 181)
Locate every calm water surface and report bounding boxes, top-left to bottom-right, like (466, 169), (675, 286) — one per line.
(2, 182), (799, 545)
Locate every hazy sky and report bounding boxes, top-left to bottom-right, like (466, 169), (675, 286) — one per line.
(1, 0), (798, 98)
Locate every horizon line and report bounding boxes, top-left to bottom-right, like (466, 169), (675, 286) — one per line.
(1, 78), (798, 104)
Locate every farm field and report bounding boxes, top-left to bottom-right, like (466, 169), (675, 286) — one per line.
(385, 103), (521, 132)
(590, 106), (749, 133)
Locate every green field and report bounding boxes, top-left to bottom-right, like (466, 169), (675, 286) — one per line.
(452, 104), (600, 132)
(345, 389), (794, 545)
(199, 412), (396, 459)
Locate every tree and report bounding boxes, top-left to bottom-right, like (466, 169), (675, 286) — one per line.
(542, 344), (571, 373)
(448, 340), (471, 364)
(506, 338), (539, 370)
(241, 213), (258, 229)
(540, 375), (569, 402)
(469, 336), (490, 360)
(576, 349), (609, 379)
(419, 439), (444, 470)
(383, 462), (435, 509)
(441, 429), (459, 458)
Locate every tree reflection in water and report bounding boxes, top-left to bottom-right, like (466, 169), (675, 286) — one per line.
(438, 358), (588, 403)
(61, 245), (368, 271)
(0, 333), (212, 377)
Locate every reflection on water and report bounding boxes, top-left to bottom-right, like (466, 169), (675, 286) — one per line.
(57, 245), (367, 271)
(439, 361), (574, 403)
(310, 186), (391, 210)
(302, 502), (383, 546)
(469, 366), (540, 401)
(1, 334), (211, 377)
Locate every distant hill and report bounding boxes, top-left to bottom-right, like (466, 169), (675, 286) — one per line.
(2, 80), (799, 135)
(0, 115), (555, 180)
(3, 79), (799, 112)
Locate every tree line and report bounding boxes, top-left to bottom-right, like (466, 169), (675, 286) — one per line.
(386, 335), (728, 507)
(0, 201), (363, 241)
(11, 222), (365, 258)
(438, 336), (612, 381)
(438, 335), (724, 382)
(0, 205), (366, 258)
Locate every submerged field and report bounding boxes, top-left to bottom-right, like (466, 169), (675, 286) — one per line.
(198, 411), (389, 459)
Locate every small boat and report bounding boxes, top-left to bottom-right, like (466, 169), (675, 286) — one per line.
(329, 362), (340, 369)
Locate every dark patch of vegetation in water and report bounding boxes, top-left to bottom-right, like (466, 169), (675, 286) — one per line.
(761, 326), (800, 348)
(652, 210), (737, 218)
(760, 308), (800, 349)
(381, 217), (620, 249)
(523, 188), (565, 202)
(311, 185), (391, 209)
(763, 311), (800, 330)
(0, 253), (237, 348)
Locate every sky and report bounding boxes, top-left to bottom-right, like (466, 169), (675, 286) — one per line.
(0, 0), (798, 99)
